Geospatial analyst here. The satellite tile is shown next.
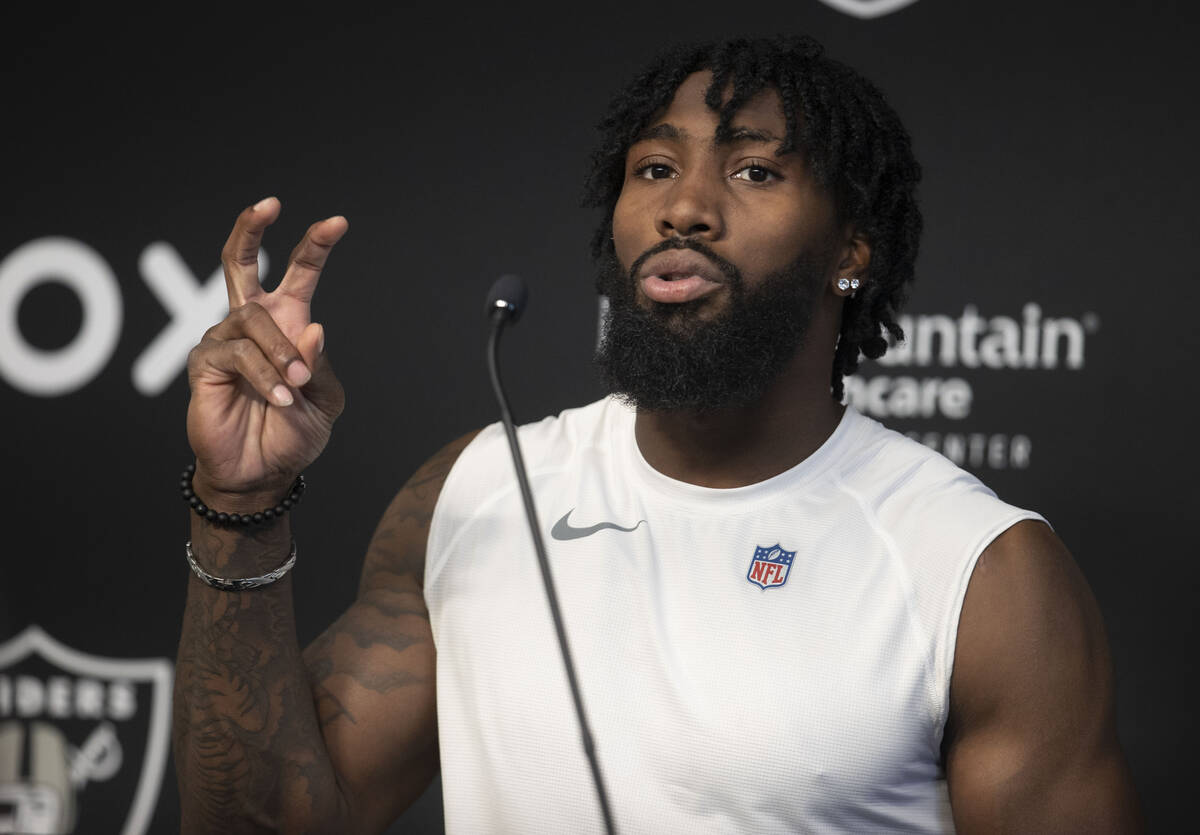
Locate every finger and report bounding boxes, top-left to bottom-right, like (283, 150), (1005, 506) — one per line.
(295, 321), (325, 371)
(275, 215), (349, 304)
(205, 302), (313, 389)
(295, 322), (346, 419)
(188, 337), (297, 408)
(221, 197), (281, 307)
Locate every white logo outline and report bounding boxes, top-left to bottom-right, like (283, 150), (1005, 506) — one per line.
(815, 0), (921, 19)
(0, 625), (173, 835)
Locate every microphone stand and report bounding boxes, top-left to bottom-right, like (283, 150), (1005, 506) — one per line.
(486, 296), (617, 835)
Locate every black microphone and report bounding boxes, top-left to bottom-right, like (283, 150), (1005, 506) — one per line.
(484, 275), (617, 835)
(486, 273), (528, 323)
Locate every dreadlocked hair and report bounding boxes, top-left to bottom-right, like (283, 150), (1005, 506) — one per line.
(582, 35), (922, 402)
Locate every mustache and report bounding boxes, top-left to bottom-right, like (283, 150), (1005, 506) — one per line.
(627, 238), (744, 288)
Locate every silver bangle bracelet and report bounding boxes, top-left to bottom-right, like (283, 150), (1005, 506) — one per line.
(185, 540), (297, 591)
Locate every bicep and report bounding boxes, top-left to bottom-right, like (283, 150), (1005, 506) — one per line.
(301, 430), (479, 833)
(945, 521), (1143, 833)
(302, 579), (437, 833)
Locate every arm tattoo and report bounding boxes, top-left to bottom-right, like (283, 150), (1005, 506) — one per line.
(175, 526), (343, 832)
(405, 436), (467, 505)
(174, 432), (474, 832)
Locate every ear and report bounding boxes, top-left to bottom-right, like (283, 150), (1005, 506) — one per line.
(832, 227), (871, 297)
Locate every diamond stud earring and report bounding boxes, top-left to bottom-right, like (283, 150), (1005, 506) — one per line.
(837, 277), (851, 291)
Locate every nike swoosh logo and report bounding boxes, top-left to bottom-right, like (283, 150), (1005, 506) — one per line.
(550, 509), (647, 541)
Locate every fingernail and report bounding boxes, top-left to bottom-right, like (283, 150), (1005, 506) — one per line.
(254, 196), (276, 212)
(286, 360), (311, 386)
(317, 328), (325, 355)
(272, 385), (293, 406)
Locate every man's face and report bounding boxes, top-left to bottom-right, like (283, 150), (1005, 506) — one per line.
(596, 71), (845, 411)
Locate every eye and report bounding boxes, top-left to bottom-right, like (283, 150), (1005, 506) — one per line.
(731, 163), (779, 184)
(633, 161), (676, 180)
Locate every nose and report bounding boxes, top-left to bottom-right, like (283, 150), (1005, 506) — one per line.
(654, 170), (724, 240)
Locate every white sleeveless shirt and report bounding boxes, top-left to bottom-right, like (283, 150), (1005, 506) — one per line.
(425, 397), (1044, 833)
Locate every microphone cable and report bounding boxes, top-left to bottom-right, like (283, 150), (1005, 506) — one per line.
(485, 274), (617, 835)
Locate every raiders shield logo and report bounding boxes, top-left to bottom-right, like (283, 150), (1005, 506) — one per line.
(0, 626), (172, 835)
(815, 0), (921, 19)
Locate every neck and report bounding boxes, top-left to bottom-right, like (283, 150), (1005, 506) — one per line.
(632, 349), (845, 488)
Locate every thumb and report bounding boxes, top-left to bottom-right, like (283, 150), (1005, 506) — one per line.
(296, 322), (344, 417)
(296, 321), (325, 369)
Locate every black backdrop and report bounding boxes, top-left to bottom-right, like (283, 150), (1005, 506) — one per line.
(2, 1), (1196, 832)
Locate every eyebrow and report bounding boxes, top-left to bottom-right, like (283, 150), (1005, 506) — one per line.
(634, 123), (685, 143)
(721, 127), (783, 145)
(632, 122), (785, 149)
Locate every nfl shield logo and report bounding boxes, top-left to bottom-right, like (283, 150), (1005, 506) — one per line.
(746, 544), (795, 590)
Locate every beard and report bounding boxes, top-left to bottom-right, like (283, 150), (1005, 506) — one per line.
(594, 238), (830, 412)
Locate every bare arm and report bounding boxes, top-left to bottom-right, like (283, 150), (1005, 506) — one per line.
(174, 433), (476, 834)
(300, 430), (478, 832)
(175, 517), (329, 833)
(944, 520), (1144, 833)
(172, 199), (473, 833)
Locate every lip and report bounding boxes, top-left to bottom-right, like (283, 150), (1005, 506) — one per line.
(637, 250), (727, 304)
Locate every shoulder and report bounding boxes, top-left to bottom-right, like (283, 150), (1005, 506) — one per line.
(405, 428), (486, 502)
(835, 410), (1042, 563)
(944, 521), (1143, 830)
(951, 520), (1105, 715)
(435, 396), (625, 496)
(359, 428), (484, 589)
(516, 395), (629, 464)
(837, 408), (987, 496)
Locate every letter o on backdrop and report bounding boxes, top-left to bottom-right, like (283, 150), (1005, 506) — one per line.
(0, 237), (122, 396)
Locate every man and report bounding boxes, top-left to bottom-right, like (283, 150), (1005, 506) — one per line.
(174, 36), (1142, 833)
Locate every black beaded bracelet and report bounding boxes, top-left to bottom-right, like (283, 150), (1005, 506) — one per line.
(180, 463), (305, 527)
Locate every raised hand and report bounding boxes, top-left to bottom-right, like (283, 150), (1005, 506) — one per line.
(186, 197), (348, 508)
